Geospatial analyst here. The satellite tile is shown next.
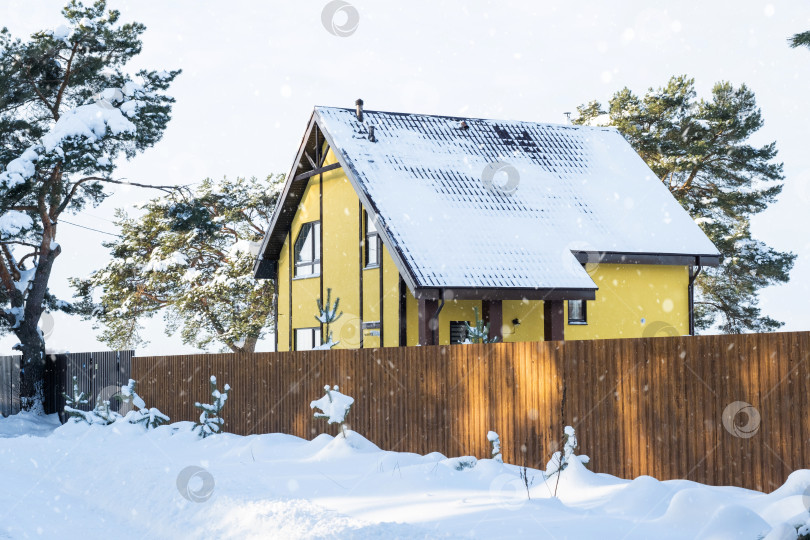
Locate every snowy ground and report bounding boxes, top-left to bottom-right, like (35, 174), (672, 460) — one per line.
(0, 413), (809, 539)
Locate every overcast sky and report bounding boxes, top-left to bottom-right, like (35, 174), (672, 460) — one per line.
(2, 0), (809, 355)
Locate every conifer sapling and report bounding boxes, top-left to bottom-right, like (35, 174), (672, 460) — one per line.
(193, 376), (230, 438)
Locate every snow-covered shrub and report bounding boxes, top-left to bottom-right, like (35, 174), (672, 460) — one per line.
(314, 288), (343, 349)
(62, 376), (90, 423)
(445, 456), (477, 471)
(193, 376), (230, 438)
(487, 431), (503, 462)
(311, 385), (354, 438)
(544, 426), (590, 496)
(120, 379), (170, 429)
(463, 307), (498, 344)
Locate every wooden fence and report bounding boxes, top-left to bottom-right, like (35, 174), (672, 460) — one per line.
(132, 331), (810, 492)
(0, 351), (133, 418)
(0, 355), (21, 416)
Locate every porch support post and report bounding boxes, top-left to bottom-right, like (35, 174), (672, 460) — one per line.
(481, 300), (502, 342)
(543, 300), (565, 341)
(418, 298), (439, 346)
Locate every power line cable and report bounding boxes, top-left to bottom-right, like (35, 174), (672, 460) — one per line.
(59, 219), (122, 237)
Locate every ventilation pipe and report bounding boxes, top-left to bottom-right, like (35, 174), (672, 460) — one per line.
(355, 98), (364, 122)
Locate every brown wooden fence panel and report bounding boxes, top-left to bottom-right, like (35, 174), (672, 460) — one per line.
(132, 331), (810, 491)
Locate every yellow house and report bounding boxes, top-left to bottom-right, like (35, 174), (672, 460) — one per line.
(254, 100), (720, 350)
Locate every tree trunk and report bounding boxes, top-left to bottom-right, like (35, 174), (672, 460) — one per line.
(16, 242), (60, 412)
(15, 316), (46, 412)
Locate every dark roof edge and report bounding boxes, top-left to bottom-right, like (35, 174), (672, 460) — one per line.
(573, 252), (721, 267)
(313, 105), (617, 133)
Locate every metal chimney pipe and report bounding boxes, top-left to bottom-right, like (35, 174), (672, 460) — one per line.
(368, 125), (376, 142)
(355, 98), (364, 122)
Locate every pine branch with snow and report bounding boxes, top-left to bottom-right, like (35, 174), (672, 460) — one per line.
(315, 288), (343, 347)
(119, 379), (169, 429)
(193, 376), (230, 438)
(311, 384), (354, 438)
(62, 376), (90, 424)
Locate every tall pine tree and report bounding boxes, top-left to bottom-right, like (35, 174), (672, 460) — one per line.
(575, 76), (794, 333)
(0, 1), (179, 409)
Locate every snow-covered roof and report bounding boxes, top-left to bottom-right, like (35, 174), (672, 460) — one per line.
(255, 106), (719, 298)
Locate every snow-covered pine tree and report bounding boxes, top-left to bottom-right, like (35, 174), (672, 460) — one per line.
(314, 288), (342, 349)
(574, 77), (794, 333)
(71, 175), (282, 353)
(310, 384), (354, 438)
(193, 376), (230, 438)
(120, 379), (169, 429)
(0, 1), (180, 410)
(62, 375), (90, 423)
(463, 307), (498, 344)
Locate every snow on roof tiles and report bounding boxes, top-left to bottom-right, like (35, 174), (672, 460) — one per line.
(312, 106), (719, 292)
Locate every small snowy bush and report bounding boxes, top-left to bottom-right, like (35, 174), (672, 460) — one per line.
(193, 376), (230, 438)
(311, 384), (354, 438)
(545, 425), (590, 496)
(62, 376), (90, 423)
(120, 379), (170, 429)
(487, 431), (503, 462)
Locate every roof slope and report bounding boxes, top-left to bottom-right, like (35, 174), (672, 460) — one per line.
(304, 106), (718, 293)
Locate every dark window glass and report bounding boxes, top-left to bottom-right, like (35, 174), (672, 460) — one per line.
(294, 221), (321, 277)
(450, 321), (469, 344)
(365, 211), (380, 267)
(568, 300), (587, 324)
(295, 327), (322, 351)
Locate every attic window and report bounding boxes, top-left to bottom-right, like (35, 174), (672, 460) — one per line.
(568, 300), (587, 325)
(364, 211), (380, 267)
(294, 221), (321, 277)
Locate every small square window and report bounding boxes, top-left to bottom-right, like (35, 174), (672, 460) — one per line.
(568, 300), (587, 325)
(450, 321), (469, 344)
(295, 327), (322, 350)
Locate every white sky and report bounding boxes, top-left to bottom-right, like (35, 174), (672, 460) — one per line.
(2, 0), (809, 356)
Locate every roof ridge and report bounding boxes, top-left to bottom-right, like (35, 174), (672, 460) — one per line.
(312, 105), (616, 131)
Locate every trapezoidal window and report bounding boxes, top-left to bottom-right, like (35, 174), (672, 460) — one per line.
(364, 211), (380, 267)
(568, 300), (587, 325)
(294, 221), (321, 277)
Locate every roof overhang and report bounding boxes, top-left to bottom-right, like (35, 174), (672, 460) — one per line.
(414, 287), (597, 301)
(572, 251), (720, 267)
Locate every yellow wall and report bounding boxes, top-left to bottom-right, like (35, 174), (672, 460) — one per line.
(274, 151), (692, 350)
